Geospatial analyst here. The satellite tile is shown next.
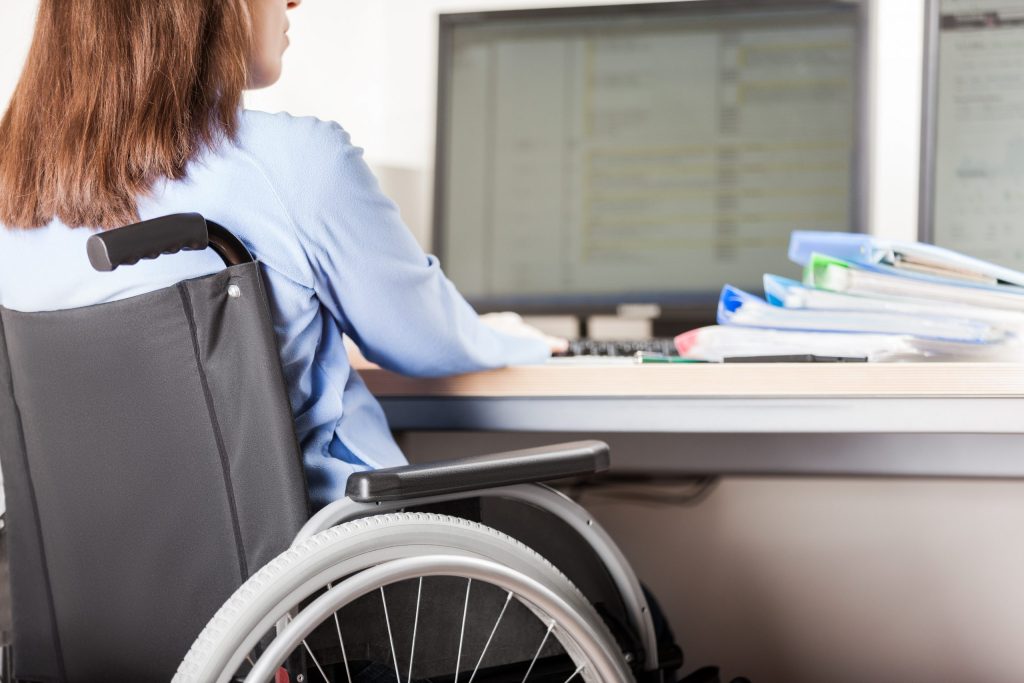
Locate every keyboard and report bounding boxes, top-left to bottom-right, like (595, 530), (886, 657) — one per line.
(553, 338), (679, 358)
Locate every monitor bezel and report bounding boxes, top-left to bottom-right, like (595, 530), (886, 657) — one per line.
(433, 0), (871, 316)
(918, 0), (940, 244)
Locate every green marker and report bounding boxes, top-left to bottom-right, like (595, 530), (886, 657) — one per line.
(634, 352), (709, 364)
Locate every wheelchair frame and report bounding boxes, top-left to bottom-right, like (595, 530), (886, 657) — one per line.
(300, 482), (660, 674)
(0, 214), (677, 682)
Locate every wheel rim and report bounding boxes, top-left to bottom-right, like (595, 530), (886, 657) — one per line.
(243, 555), (632, 683)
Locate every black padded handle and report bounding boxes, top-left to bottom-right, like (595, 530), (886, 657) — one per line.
(87, 213), (253, 271)
(87, 213), (211, 272)
(346, 440), (611, 503)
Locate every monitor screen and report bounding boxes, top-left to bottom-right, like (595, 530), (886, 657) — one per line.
(435, 1), (866, 314)
(921, 0), (1024, 269)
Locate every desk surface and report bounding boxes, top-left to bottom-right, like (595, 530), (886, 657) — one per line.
(355, 361), (1024, 476)
(356, 361), (1024, 398)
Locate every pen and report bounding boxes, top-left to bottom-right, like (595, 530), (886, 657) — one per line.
(634, 352), (708, 364)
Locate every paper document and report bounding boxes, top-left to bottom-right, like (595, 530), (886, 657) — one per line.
(677, 325), (916, 362)
(718, 284), (1005, 343)
(763, 274), (1024, 331)
(676, 325), (1022, 363)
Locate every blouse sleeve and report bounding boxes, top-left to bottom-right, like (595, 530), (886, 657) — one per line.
(271, 118), (550, 377)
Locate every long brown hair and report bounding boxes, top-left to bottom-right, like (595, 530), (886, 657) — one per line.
(0, 1), (252, 230)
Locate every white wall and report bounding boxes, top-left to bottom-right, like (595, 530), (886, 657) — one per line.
(0, 2), (38, 108)
(869, 0), (925, 241)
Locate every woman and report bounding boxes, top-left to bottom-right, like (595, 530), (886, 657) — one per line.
(0, 0), (563, 508)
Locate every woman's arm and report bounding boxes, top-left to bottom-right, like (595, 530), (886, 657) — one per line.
(264, 115), (551, 377)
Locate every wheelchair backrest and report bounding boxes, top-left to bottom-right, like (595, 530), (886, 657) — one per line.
(0, 256), (309, 681)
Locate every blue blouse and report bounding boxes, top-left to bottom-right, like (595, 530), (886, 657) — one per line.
(0, 110), (549, 508)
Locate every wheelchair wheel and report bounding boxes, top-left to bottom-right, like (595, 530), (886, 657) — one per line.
(175, 513), (634, 683)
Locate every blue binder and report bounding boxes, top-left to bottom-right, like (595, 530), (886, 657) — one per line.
(717, 284), (1004, 344)
(788, 231), (1024, 290)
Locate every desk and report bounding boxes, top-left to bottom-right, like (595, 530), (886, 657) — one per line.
(356, 362), (1024, 478)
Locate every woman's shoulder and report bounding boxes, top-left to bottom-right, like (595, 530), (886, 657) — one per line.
(239, 108), (339, 135)
(235, 110), (357, 165)
(224, 109), (372, 204)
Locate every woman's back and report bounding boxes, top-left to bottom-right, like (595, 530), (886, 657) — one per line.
(1, 112), (362, 313)
(0, 110), (549, 506)
(0, 1), (552, 508)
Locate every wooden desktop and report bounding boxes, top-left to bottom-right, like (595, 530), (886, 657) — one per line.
(353, 358), (1024, 478)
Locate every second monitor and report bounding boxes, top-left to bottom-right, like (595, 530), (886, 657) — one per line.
(435, 0), (867, 316)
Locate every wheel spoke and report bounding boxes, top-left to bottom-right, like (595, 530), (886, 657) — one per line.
(467, 591), (513, 683)
(333, 612), (353, 683)
(186, 518), (629, 683)
(301, 639), (331, 683)
(327, 582), (353, 683)
(454, 579), (472, 683)
(521, 621), (555, 682)
(406, 577), (423, 683)
(563, 663), (585, 683)
(380, 587), (402, 683)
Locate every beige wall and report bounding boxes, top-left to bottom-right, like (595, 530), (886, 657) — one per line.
(403, 431), (1024, 682)
(594, 476), (1024, 682)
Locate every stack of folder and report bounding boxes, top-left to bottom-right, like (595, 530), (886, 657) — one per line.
(676, 232), (1024, 362)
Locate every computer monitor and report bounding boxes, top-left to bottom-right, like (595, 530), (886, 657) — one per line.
(435, 0), (867, 317)
(920, 0), (1024, 269)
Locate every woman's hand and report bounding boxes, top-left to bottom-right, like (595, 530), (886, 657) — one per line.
(480, 312), (570, 355)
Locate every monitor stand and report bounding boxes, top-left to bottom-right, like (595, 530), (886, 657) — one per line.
(651, 312), (717, 338)
(525, 305), (716, 341)
(585, 305), (717, 340)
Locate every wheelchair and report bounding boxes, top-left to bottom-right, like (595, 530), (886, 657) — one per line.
(0, 214), (727, 682)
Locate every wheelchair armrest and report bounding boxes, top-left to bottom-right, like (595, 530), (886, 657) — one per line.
(345, 440), (610, 503)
